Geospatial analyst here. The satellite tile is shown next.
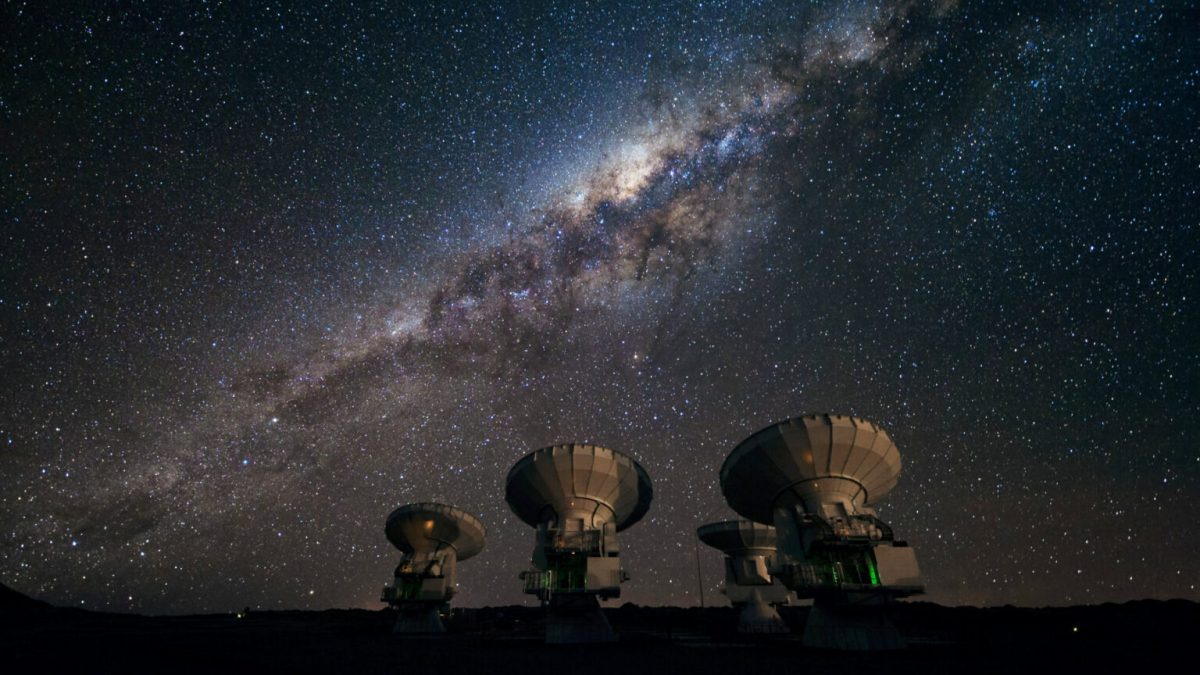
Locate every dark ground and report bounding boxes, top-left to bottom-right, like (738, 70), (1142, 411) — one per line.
(2, 584), (1196, 674)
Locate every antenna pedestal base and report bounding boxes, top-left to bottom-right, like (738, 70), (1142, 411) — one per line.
(393, 603), (446, 634)
(545, 595), (615, 644)
(737, 600), (789, 634)
(802, 600), (904, 651)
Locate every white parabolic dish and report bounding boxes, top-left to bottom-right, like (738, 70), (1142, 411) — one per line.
(720, 414), (902, 523)
(384, 502), (486, 560)
(505, 443), (652, 530)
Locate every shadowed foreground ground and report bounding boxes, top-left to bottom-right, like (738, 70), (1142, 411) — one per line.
(2, 585), (1195, 674)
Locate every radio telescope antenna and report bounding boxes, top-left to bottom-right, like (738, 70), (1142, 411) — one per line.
(381, 502), (485, 634)
(697, 520), (792, 634)
(505, 443), (653, 643)
(720, 414), (924, 650)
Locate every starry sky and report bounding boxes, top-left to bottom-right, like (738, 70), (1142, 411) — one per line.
(2, 1), (1197, 614)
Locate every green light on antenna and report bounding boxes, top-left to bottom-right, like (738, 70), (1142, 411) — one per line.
(866, 553), (880, 585)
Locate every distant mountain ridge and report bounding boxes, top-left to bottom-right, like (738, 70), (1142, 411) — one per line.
(0, 582), (51, 612)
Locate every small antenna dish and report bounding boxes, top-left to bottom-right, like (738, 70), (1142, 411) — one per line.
(505, 443), (652, 643)
(720, 414), (924, 650)
(381, 502), (485, 634)
(697, 520), (791, 634)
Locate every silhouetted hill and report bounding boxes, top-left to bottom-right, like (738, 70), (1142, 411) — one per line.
(0, 582), (51, 612)
(0, 597), (1195, 674)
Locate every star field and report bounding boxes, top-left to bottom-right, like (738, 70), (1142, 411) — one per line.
(1, 1), (1197, 614)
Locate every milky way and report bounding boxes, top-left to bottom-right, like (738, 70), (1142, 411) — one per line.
(2, 1), (1197, 613)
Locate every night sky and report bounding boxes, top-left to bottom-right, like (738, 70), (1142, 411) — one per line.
(2, 1), (1197, 615)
